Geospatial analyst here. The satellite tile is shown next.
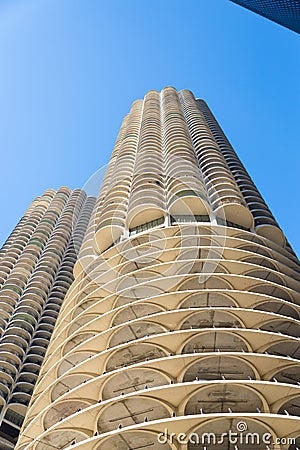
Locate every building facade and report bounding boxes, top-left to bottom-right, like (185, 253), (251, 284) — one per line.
(16, 88), (300, 450)
(0, 188), (95, 448)
(230, 0), (300, 34)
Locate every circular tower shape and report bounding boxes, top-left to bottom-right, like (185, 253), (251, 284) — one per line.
(16, 88), (300, 450)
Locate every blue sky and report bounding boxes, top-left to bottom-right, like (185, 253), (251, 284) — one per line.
(0, 0), (299, 254)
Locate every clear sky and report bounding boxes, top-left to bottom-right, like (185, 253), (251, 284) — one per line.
(0, 0), (299, 255)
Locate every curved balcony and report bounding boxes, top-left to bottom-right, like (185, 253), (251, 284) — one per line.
(127, 190), (165, 229)
(0, 368), (14, 388)
(255, 221), (286, 247)
(94, 219), (125, 253)
(215, 197), (254, 229)
(4, 405), (25, 429)
(17, 372), (38, 385)
(168, 189), (210, 217)
(0, 350), (22, 368)
(21, 363), (40, 376)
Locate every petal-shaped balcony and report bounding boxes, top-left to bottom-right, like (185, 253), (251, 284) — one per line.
(168, 189), (210, 217)
(255, 221), (286, 247)
(215, 199), (254, 229)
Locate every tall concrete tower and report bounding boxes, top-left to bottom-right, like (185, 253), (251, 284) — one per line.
(0, 188), (95, 448)
(16, 88), (300, 450)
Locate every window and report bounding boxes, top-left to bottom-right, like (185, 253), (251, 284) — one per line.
(129, 217), (164, 236)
